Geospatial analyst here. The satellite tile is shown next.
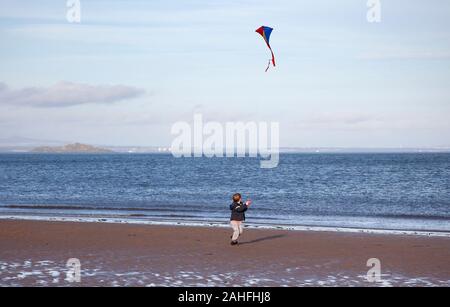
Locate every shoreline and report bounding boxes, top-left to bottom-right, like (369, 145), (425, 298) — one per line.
(0, 219), (449, 287)
(1, 214), (450, 238)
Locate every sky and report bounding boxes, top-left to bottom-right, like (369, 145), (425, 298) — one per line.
(0, 0), (449, 148)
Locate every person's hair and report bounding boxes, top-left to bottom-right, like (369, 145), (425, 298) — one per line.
(232, 193), (242, 202)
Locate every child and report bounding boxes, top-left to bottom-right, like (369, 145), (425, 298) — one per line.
(229, 193), (252, 245)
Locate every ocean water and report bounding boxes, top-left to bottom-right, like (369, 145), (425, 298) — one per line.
(0, 153), (449, 232)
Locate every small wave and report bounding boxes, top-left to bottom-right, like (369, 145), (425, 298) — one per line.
(2, 204), (448, 221)
(372, 213), (450, 221)
(0, 204), (209, 213)
(1, 214), (449, 238)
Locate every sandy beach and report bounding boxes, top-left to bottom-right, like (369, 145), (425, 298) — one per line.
(0, 219), (449, 287)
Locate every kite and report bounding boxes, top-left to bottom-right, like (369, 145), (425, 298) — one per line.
(255, 26), (276, 72)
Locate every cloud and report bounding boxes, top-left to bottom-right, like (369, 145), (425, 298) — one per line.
(357, 50), (450, 61)
(0, 81), (145, 107)
(303, 112), (382, 125)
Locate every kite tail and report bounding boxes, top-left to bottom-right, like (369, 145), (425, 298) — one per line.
(270, 47), (276, 67)
(266, 46), (277, 72)
(265, 59), (271, 72)
(265, 44), (276, 72)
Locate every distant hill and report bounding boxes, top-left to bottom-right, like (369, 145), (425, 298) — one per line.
(32, 143), (113, 153)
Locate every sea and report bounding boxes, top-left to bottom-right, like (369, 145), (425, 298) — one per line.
(0, 153), (449, 234)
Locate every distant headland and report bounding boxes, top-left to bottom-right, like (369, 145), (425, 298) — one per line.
(32, 143), (113, 153)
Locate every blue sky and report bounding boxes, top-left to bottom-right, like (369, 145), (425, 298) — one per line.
(0, 0), (449, 147)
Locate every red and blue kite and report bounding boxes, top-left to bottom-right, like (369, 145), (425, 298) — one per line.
(255, 26), (276, 72)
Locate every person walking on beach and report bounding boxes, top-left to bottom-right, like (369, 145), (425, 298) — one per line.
(230, 193), (252, 245)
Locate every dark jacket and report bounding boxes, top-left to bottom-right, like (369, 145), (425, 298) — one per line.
(230, 201), (248, 221)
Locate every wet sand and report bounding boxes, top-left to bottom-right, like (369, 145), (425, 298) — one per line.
(0, 219), (449, 286)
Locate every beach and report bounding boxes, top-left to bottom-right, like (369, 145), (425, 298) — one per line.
(1, 219), (449, 287)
